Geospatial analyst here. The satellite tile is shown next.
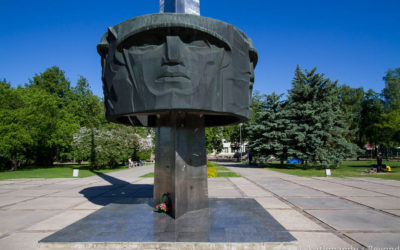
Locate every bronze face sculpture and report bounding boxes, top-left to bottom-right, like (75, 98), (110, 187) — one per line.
(98, 14), (257, 127)
(98, 13), (257, 218)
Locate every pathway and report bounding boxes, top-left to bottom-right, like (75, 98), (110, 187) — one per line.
(0, 163), (399, 249)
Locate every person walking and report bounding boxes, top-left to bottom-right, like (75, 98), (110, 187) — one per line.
(128, 158), (134, 168)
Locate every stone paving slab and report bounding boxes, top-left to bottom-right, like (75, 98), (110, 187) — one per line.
(289, 180), (345, 190)
(5, 196), (87, 210)
(0, 180), (25, 185)
(255, 197), (292, 209)
(0, 189), (10, 194)
(384, 209), (400, 216)
(208, 190), (243, 198)
(291, 232), (353, 249)
(1, 184), (43, 190)
(347, 233), (400, 249)
(0, 232), (51, 250)
(285, 197), (367, 210)
(320, 178), (390, 190)
(72, 200), (105, 210)
(267, 187), (333, 197)
(0, 210), (59, 235)
(306, 209), (400, 231)
(352, 178), (400, 187)
(46, 187), (113, 198)
(345, 196), (400, 209)
(26, 210), (95, 231)
(267, 209), (325, 231)
(371, 188), (400, 197)
(4, 189), (59, 197)
(27, 183), (89, 191)
(0, 196), (33, 208)
(322, 187), (388, 197)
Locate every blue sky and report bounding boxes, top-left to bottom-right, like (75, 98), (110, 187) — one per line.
(1, 0), (399, 97)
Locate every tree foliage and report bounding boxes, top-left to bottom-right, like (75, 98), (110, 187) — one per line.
(205, 127), (224, 154)
(360, 89), (385, 152)
(338, 85), (364, 146)
(382, 68), (400, 112)
(223, 125), (243, 152)
(0, 66), (148, 170)
(286, 66), (359, 166)
(247, 93), (291, 165)
(247, 66), (361, 167)
(72, 125), (150, 168)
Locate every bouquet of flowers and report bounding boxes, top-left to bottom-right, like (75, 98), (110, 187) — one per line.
(155, 193), (170, 214)
(156, 203), (168, 213)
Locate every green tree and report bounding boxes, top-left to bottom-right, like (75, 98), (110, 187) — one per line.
(360, 89), (385, 155)
(205, 127), (224, 154)
(382, 68), (400, 112)
(22, 87), (80, 164)
(376, 110), (400, 149)
(287, 66), (358, 167)
(223, 125), (242, 152)
(29, 66), (71, 100)
(338, 85), (364, 147)
(247, 92), (292, 166)
(0, 81), (33, 170)
(71, 76), (104, 128)
(26, 67), (81, 164)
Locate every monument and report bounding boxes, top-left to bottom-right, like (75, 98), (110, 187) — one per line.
(39, 1), (297, 246)
(97, 0), (257, 218)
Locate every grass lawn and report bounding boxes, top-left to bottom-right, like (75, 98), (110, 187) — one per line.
(140, 172), (155, 178)
(140, 162), (241, 178)
(212, 165), (230, 171)
(264, 160), (400, 181)
(215, 172), (242, 177)
(0, 165), (127, 180)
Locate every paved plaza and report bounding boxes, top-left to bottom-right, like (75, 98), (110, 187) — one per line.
(0, 163), (399, 249)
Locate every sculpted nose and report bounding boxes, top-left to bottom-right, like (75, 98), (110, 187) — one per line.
(165, 36), (182, 64)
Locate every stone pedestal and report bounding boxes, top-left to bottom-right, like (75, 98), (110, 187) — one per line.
(154, 113), (208, 218)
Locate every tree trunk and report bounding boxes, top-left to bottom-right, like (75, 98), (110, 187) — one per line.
(280, 159), (284, 167)
(11, 154), (18, 171)
(90, 128), (97, 168)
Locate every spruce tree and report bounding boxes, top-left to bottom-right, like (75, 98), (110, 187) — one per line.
(247, 92), (292, 166)
(287, 66), (358, 167)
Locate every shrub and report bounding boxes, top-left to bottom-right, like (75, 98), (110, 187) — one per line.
(207, 166), (217, 178)
(72, 126), (150, 169)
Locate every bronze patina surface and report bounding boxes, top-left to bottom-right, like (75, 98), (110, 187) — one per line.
(98, 13), (257, 127)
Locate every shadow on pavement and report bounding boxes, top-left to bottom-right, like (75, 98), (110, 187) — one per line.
(79, 170), (153, 206)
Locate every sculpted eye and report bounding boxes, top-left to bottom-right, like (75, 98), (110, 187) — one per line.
(120, 32), (165, 50)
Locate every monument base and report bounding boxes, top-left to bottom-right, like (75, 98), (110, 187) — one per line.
(39, 198), (297, 248)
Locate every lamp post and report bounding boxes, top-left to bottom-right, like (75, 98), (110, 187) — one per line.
(239, 123), (242, 163)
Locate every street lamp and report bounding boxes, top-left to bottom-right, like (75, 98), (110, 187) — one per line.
(239, 123), (242, 163)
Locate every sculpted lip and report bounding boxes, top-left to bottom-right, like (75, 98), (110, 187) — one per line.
(156, 71), (190, 80)
(156, 66), (190, 81)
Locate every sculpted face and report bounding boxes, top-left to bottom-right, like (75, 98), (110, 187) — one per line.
(98, 14), (258, 126)
(122, 30), (226, 96)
